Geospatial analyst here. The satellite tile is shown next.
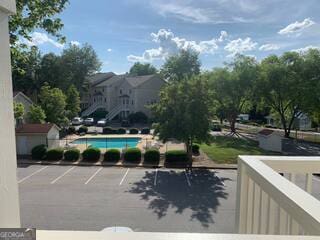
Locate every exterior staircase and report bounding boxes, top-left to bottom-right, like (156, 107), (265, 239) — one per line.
(106, 104), (122, 120)
(81, 102), (105, 117)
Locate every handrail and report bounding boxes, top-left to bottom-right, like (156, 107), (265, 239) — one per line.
(236, 156), (320, 235)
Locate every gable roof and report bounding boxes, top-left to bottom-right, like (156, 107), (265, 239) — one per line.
(87, 72), (116, 87)
(125, 75), (156, 88)
(16, 123), (60, 135)
(95, 74), (126, 87)
(13, 91), (33, 105)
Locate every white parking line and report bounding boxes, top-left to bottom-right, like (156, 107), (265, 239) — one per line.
(85, 167), (103, 185)
(154, 169), (158, 186)
(184, 170), (191, 187)
(50, 166), (76, 184)
(18, 166), (49, 183)
(119, 168), (130, 185)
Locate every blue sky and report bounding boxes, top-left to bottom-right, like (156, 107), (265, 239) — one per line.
(26, 0), (320, 73)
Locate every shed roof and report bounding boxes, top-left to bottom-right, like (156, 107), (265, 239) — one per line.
(16, 124), (59, 135)
(258, 129), (275, 136)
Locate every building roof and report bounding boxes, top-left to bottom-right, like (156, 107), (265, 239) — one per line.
(126, 75), (155, 87)
(258, 129), (275, 136)
(95, 74), (126, 87)
(13, 91), (33, 105)
(87, 72), (116, 87)
(16, 123), (60, 135)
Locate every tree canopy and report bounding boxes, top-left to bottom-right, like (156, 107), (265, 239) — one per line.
(27, 105), (46, 124)
(160, 50), (200, 82)
(129, 62), (157, 76)
(13, 102), (24, 119)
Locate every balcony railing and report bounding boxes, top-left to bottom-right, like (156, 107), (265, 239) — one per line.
(236, 156), (320, 235)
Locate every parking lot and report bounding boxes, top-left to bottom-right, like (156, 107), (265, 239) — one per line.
(17, 165), (320, 233)
(18, 165), (237, 233)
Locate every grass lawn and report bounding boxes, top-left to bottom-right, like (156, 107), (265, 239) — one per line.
(200, 136), (275, 164)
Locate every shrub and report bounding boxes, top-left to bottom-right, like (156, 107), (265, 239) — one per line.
(31, 144), (47, 160)
(129, 128), (139, 134)
(46, 148), (64, 161)
(128, 111), (148, 123)
(103, 127), (114, 134)
(211, 124), (222, 132)
(68, 126), (76, 134)
(117, 128), (126, 134)
(124, 148), (141, 162)
(78, 126), (88, 134)
(192, 144), (200, 155)
(144, 148), (160, 162)
(64, 148), (80, 161)
(165, 150), (188, 163)
(82, 147), (101, 162)
(141, 128), (150, 134)
(104, 149), (121, 162)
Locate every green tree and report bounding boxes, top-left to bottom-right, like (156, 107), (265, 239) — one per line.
(152, 76), (212, 158)
(208, 55), (258, 134)
(129, 62), (157, 76)
(13, 102), (24, 119)
(60, 43), (102, 92)
(65, 84), (81, 119)
(39, 84), (67, 125)
(160, 50), (200, 82)
(27, 105), (46, 124)
(257, 52), (306, 138)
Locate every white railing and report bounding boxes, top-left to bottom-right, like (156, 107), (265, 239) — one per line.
(236, 156), (320, 236)
(81, 102), (104, 117)
(106, 104), (123, 120)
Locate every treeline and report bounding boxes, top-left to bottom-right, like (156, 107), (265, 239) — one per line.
(151, 49), (320, 154)
(12, 44), (101, 126)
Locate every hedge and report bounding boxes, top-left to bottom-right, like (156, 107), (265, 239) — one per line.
(124, 148), (141, 162)
(104, 149), (121, 162)
(192, 144), (200, 155)
(68, 126), (76, 134)
(103, 127), (114, 134)
(165, 150), (188, 163)
(31, 144), (47, 160)
(64, 148), (80, 161)
(129, 128), (139, 134)
(117, 128), (126, 134)
(144, 148), (160, 162)
(141, 128), (150, 134)
(46, 148), (64, 161)
(82, 147), (101, 162)
(78, 126), (88, 134)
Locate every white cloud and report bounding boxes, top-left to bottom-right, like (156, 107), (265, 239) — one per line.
(292, 45), (320, 53)
(127, 29), (227, 62)
(278, 18), (315, 36)
(224, 37), (257, 57)
(259, 43), (280, 51)
(107, 48), (112, 52)
(70, 41), (81, 46)
(22, 32), (64, 49)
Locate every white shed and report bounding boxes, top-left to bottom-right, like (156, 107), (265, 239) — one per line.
(15, 123), (60, 155)
(257, 129), (283, 152)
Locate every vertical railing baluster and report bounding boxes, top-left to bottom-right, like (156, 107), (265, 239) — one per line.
(305, 173), (313, 194)
(246, 178), (254, 233)
(253, 183), (260, 234)
(259, 190), (268, 234)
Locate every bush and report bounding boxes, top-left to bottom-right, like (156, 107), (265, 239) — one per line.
(144, 148), (160, 163)
(64, 148), (80, 161)
(192, 144), (200, 155)
(82, 147), (101, 162)
(211, 124), (222, 132)
(129, 128), (139, 134)
(128, 111), (148, 123)
(46, 148), (64, 161)
(78, 126), (88, 134)
(104, 149), (121, 162)
(117, 128), (126, 134)
(141, 128), (150, 134)
(103, 127), (116, 134)
(31, 144), (47, 160)
(124, 148), (141, 162)
(165, 150), (188, 163)
(68, 126), (76, 134)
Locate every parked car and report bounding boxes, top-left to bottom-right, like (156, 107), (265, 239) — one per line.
(72, 117), (83, 125)
(121, 120), (131, 127)
(84, 118), (94, 126)
(97, 118), (107, 127)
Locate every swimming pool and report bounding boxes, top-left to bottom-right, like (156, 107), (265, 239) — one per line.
(72, 137), (141, 149)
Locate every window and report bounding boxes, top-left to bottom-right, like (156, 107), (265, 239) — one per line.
(126, 99), (129, 104)
(129, 89), (132, 94)
(104, 98), (107, 102)
(120, 89), (122, 94)
(94, 98), (96, 103)
(102, 88), (104, 92)
(132, 100), (134, 105)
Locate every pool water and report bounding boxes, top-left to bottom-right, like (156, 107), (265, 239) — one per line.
(72, 137), (141, 149)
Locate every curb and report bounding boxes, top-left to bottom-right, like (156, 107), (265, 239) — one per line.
(17, 159), (238, 170)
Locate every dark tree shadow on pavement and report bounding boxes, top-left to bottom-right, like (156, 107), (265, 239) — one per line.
(127, 169), (231, 228)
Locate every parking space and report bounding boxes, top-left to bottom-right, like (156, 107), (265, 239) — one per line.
(17, 165), (320, 233)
